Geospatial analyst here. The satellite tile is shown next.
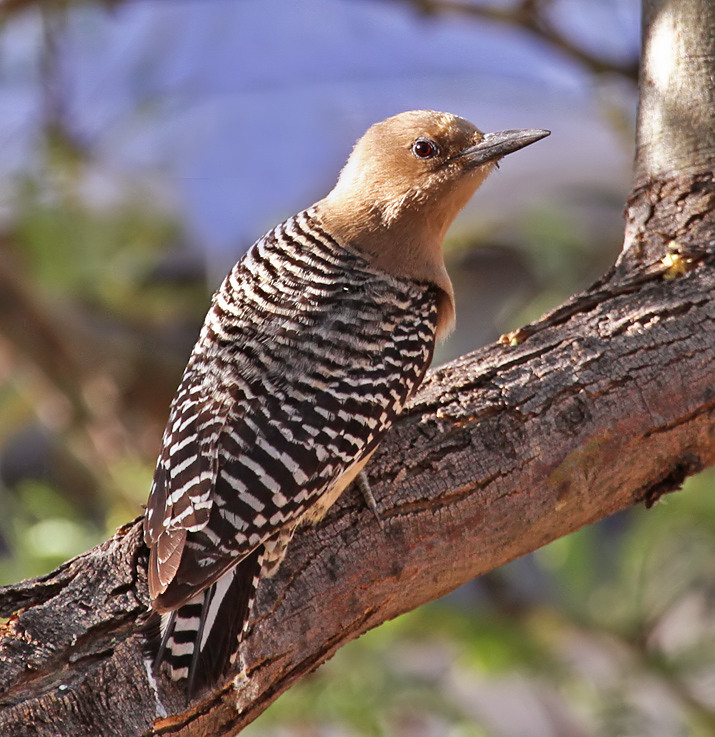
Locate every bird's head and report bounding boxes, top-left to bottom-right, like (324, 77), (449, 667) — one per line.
(318, 110), (549, 337)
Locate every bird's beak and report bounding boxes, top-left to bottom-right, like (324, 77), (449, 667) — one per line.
(456, 129), (550, 167)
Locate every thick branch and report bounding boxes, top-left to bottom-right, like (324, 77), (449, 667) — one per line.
(0, 173), (713, 736)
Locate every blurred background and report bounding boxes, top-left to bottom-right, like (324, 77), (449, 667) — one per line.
(1, 0), (714, 735)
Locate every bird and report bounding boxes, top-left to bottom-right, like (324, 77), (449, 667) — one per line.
(143, 110), (549, 698)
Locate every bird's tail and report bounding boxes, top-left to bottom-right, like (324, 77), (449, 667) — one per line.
(146, 547), (263, 699)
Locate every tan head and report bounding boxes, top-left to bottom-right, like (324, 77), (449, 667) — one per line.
(317, 110), (549, 337)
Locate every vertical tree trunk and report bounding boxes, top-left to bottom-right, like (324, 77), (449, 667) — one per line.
(636, 0), (715, 183)
(619, 0), (714, 281)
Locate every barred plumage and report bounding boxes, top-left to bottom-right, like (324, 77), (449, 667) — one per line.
(145, 207), (439, 693)
(143, 110), (549, 698)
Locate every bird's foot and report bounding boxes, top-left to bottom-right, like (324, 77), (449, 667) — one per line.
(356, 470), (384, 528)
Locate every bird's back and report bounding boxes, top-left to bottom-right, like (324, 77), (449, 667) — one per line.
(144, 207), (440, 693)
(142, 109), (549, 697)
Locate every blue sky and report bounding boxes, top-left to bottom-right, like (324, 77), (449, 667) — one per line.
(0, 0), (639, 277)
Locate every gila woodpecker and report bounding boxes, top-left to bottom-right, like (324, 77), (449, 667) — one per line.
(144, 110), (549, 697)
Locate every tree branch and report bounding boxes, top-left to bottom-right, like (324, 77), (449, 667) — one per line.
(0, 170), (713, 735)
(385, 0), (639, 80)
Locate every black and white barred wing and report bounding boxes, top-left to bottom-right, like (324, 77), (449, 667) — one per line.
(144, 363), (229, 601)
(145, 356), (419, 693)
(150, 340), (417, 613)
(144, 210), (440, 693)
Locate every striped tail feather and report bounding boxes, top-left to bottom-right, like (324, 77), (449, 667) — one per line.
(149, 547), (264, 700)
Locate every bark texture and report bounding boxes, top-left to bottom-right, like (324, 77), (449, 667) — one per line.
(636, 0), (715, 182)
(0, 172), (713, 736)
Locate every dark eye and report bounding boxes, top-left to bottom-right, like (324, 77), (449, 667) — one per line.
(411, 138), (438, 159)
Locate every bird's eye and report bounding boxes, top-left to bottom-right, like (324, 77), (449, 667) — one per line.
(411, 138), (438, 159)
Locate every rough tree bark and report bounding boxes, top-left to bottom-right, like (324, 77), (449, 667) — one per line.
(1, 1), (714, 735)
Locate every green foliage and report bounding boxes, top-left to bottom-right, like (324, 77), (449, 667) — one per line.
(0, 151), (200, 588)
(0, 479), (103, 584)
(12, 177), (189, 320)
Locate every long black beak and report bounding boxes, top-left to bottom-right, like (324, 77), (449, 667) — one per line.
(457, 129), (550, 167)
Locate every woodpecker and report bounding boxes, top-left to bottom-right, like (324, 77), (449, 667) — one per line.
(144, 110), (549, 697)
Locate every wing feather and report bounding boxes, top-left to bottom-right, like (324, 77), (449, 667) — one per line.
(144, 365), (231, 597)
(145, 241), (439, 613)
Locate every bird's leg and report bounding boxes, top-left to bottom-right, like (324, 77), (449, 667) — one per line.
(356, 470), (384, 528)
